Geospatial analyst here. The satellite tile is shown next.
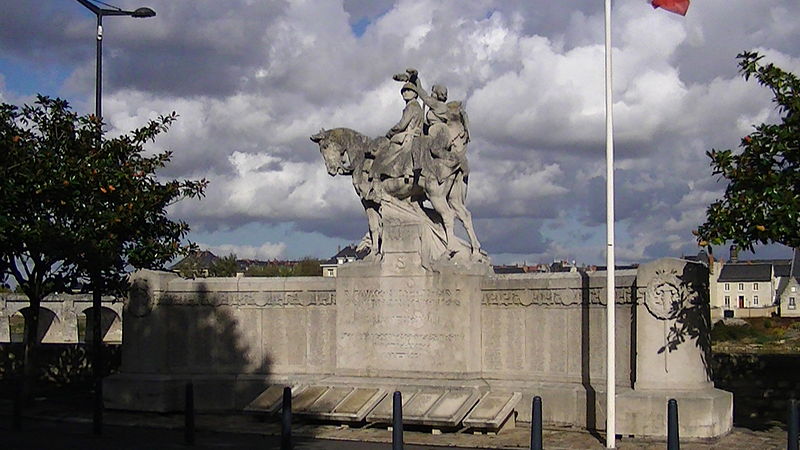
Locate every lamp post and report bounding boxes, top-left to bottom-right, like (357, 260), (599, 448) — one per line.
(74, 0), (155, 436)
(75, 0), (155, 126)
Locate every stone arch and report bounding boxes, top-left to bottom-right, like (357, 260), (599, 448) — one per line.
(16, 306), (60, 343)
(82, 306), (122, 343)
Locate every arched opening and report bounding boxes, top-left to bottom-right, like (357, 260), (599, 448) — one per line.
(16, 307), (59, 343)
(82, 307), (122, 344)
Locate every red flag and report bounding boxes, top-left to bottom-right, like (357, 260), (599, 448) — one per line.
(651, 0), (690, 16)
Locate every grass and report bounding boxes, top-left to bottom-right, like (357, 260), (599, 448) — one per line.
(712, 317), (800, 354)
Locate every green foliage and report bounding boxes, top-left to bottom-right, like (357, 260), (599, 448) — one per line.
(711, 322), (760, 342)
(0, 95), (207, 318)
(698, 52), (800, 251)
(244, 264), (288, 277)
(292, 257), (322, 276)
(244, 258), (321, 277)
(209, 253), (238, 277)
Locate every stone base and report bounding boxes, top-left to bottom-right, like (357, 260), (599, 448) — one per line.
(104, 373), (302, 412)
(617, 388), (733, 438)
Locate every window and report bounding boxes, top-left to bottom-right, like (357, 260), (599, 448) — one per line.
(724, 283), (730, 291)
(724, 295), (730, 307)
(790, 297), (796, 310)
(738, 283), (744, 291)
(792, 286), (797, 293)
(753, 295), (759, 305)
(753, 283), (759, 291)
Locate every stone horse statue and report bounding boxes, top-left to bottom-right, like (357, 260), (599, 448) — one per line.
(311, 125), (483, 262)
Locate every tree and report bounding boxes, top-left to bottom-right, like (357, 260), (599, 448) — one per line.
(209, 253), (238, 277)
(292, 257), (322, 276)
(0, 96), (206, 394)
(698, 52), (800, 252)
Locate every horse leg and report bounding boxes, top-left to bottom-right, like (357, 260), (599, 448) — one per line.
(448, 173), (482, 255)
(427, 186), (457, 254)
(362, 200), (382, 258)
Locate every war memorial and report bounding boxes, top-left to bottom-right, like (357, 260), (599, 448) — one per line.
(105, 69), (733, 439)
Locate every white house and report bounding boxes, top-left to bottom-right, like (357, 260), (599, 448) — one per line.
(778, 249), (800, 317)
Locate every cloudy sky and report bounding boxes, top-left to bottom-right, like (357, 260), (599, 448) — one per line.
(1, 0), (798, 265)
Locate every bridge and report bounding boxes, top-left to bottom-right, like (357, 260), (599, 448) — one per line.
(0, 293), (123, 344)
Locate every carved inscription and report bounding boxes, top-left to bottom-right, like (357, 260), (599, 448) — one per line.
(342, 331), (461, 360)
(344, 288), (461, 307)
(482, 287), (634, 307)
(339, 283), (469, 366)
(156, 290), (336, 307)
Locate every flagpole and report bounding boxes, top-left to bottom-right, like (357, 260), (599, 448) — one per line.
(604, 0), (616, 448)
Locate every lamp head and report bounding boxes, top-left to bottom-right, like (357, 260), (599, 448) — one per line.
(131, 7), (156, 18)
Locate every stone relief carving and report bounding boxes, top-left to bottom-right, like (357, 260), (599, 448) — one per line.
(156, 290), (336, 307)
(482, 287), (635, 307)
(311, 69), (487, 267)
(644, 268), (690, 320)
(128, 277), (154, 318)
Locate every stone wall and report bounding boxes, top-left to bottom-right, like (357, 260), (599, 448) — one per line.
(108, 259), (732, 437)
(0, 294), (123, 344)
(481, 271), (635, 386)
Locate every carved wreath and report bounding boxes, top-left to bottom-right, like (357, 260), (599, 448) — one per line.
(128, 278), (153, 318)
(644, 268), (691, 320)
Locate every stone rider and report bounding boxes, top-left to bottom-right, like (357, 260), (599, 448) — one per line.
(367, 76), (423, 201)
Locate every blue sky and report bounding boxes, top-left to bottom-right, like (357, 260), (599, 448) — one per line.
(1, 0), (797, 265)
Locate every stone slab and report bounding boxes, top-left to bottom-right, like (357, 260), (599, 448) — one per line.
(244, 385), (307, 414)
(307, 387), (353, 413)
(462, 391), (522, 430)
(367, 389), (417, 422)
(292, 386), (328, 412)
(404, 390), (443, 418)
(366, 388), (481, 427)
(291, 386), (388, 422)
(326, 388), (387, 422)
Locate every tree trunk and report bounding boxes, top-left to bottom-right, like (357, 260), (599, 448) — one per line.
(22, 296), (41, 401)
(92, 275), (104, 435)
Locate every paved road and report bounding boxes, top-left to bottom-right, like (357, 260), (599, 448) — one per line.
(2, 419), (485, 450)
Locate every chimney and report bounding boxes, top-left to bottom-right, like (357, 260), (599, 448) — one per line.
(729, 244), (739, 263)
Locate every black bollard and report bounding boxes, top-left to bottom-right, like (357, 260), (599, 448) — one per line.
(789, 398), (799, 450)
(392, 391), (403, 450)
(531, 396), (542, 450)
(185, 382), (195, 446)
(667, 398), (679, 450)
(281, 386), (292, 450)
(93, 377), (103, 435)
(12, 378), (21, 431)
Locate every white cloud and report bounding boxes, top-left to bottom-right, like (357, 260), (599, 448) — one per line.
(3, 0), (799, 264)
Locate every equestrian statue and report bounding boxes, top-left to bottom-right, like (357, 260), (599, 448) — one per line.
(311, 69), (486, 266)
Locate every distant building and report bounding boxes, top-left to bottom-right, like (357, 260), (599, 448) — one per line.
(170, 250), (219, 277)
(320, 244), (368, 277)
(777, 249), (800, 317)
(709, 246), (794, 319)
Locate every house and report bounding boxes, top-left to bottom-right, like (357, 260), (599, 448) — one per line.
(777, 248), (800, 317)
(169, 250), (219, 277)
(714, 263), (777, 318)
(320, 244), (368, 277)
(709, 245), (794, 319)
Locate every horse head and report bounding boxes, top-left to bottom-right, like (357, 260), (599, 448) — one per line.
(312, 128), (355, 176)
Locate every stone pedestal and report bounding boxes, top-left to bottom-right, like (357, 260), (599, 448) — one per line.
(617, 258), (732, 438)
(336, 221), (489, 379)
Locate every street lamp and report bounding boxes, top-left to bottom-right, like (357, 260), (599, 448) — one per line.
(74, 0), (154, 437)
(75, 0), (155, 126)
